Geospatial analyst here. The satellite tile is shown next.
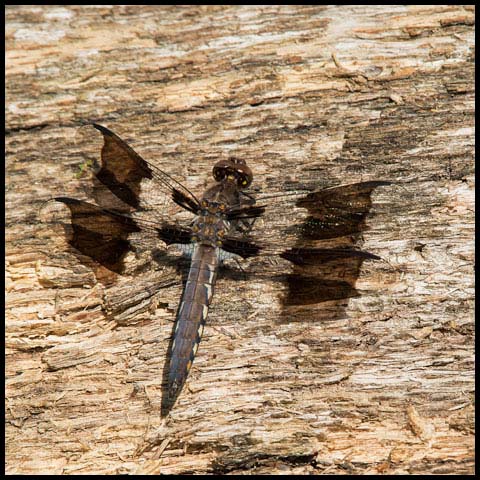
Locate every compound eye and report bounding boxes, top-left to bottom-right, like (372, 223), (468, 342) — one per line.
(213, 166), (227, 182)
(238, 173), (252, 188)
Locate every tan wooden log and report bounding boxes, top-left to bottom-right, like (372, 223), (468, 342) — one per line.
(6, 5), (474, 474)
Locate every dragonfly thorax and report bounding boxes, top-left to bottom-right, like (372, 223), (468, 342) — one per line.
(191, 199), (231, 247)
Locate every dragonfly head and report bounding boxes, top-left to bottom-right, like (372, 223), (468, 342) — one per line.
(213, 157), (252, 189)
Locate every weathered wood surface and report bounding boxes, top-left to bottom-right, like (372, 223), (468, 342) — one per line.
(5, 5), (474, 475)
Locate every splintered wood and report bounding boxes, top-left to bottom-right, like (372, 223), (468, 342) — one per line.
(6, 4), (474, 475)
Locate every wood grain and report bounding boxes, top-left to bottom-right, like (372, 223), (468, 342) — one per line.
(6, 5), (474, 475)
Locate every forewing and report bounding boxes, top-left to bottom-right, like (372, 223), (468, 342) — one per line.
(292, 180), (391, 240)
(249, 180), (390, 243)
(92, 124), (200, 214)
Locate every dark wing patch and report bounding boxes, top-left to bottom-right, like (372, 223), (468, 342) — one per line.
(280, 181), (390, 308)
(54, 197), (141, 273)
(92, 124), (200, 213)
(221, 237), (262, 259)
(226, 205), (266, 221)
(54, 197), (193, 273)
(221, 181), (390, 308)
(293, 181), (391, 240)
(283, 275), (359, 305)
(92, 124), (154, 210)
(157, 224), (193, 246)
(280, 247), (380, 265)
(172, 188), (201, 214)
(280, 248), (380, 306)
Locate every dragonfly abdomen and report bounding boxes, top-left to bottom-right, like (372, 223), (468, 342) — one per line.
(168, 243), (219, 399)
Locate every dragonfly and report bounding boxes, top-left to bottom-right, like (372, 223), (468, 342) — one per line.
(52, 124), (390, 413)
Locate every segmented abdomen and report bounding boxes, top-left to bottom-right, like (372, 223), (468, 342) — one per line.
(167, 243), (219, 399)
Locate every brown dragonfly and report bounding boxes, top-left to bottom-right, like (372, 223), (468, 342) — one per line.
(52, 124), (390, 414)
